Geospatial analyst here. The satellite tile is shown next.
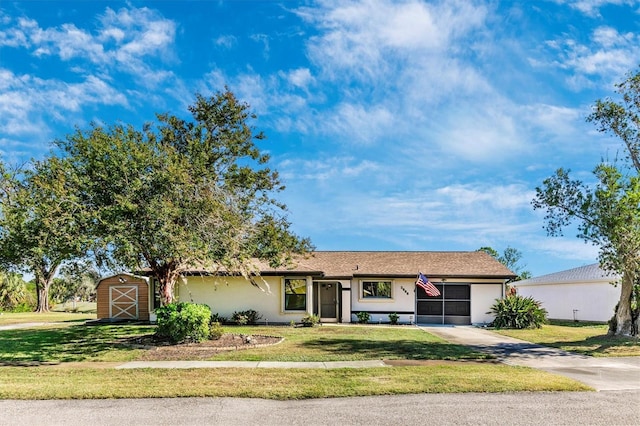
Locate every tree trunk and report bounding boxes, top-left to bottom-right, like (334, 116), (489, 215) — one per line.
(155, 263), (181, 306)
(35, 274), (50, 313)
(612, 271), (634, 336)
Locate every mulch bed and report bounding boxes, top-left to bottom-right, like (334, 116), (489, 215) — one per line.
(122, 333), (283, 361)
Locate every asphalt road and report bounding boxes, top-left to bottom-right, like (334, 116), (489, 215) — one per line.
(2, 391), (639, 426)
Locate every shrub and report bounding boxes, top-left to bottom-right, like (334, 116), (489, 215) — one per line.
(210, 312), (228, 325)
(301, 313), (320, 327)
(388, 312), (399, 325)
(356, 311), (370, 324)
(489, 295), (548, 329)
(231, 309), (262, 325)
(209, 321), (224, 340)
(156, 302), (212, 343)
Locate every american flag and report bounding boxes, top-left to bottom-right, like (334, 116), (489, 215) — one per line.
(416, 273), (441, 297)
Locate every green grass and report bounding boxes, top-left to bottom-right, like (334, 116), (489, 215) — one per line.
(0, 324), (152, 363)
(0, 311), (96, 326)
(0, 324), (488, 363)
(492, 321), (640, 357)
(51, 301), (97, 313)
(0, 365), (591, 399)
(212, 325), (490, 361)
(0, 322), (594, 398)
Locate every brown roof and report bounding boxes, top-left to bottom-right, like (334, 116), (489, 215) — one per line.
(260, 251), (516, 279)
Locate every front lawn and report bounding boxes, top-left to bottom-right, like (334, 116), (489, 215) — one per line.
(0, 323), (489, 363)
(0, 365), (590, 399)
(0, 320), (594, 398)
(210, 325), (492, 361)
(492, 321), (640, 357)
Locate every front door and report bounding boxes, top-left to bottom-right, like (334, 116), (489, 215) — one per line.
(316, 282), (338, 322)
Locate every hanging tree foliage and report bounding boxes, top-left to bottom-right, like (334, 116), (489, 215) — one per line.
(58, 89), (312, 305)
(533, 69), (640, 336)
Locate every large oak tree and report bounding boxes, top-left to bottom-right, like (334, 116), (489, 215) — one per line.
(533, 70), (640, 336)
(58, 89), (311, 305)
(0, 157), (88, 312)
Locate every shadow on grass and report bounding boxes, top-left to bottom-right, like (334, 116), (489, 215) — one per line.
(544, 334), (640, 356)
(302, 338), (492, 360)
(0, 324), (154, 363)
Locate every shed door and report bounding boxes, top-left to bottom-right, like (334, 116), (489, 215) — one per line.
(109, 285), (139, 319)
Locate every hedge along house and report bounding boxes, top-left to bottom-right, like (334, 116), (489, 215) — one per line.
(149, 251), (515, 325)
(514, 263), (621, 323)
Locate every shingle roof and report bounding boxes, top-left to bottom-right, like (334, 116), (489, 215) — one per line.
(516, 263), (620, 286)
(260, 251), (516, 279)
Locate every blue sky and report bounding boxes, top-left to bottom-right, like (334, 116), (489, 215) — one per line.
(1, 0), (638, 276)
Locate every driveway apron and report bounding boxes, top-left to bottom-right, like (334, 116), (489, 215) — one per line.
(420, 325), (640, 391)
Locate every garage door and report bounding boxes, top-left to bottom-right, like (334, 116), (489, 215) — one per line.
(416, 283), (470, 325)
(109, 285), (139, 319)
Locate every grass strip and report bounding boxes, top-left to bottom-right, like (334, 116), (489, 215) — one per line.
(493, 323), (640, 357)
(0, 312), (96, 326)
(0, 365), (591, 400)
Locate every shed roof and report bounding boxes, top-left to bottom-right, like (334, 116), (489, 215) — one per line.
(256, 251), (516, 279)
(516, 263), (620, 286)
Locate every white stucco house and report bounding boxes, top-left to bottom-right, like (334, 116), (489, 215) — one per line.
(514, 263), (621, 323)
(97, 251), (516, 325)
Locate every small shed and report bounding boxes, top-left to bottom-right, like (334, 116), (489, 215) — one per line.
(96, 273), (150, 321)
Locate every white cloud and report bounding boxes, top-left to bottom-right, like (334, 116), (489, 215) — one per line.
(0, 6), (177, 85)
(548, 25), (640, 88)
(214, 35), (236, 48)
(284, 68), (314, 90)
(0, 68), (127, 138)
(553, 0), (639, 17)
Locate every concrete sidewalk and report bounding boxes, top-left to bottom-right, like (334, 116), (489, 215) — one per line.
(116, 360), (388, 369)
(421, 325), (640, 391)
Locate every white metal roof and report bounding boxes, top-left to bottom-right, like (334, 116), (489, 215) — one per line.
(516, 263), (620, 286)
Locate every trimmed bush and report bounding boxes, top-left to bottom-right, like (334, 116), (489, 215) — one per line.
(210, 312), (228, 325)
(155, 302), (212, 343)
(388, 312), (399, 325)
(489, 295), (548, 329)
(231, 309), (262, 325)
(356, 311), (370, 324)
(209, 321), (224, 340)
(301, 314), (320, 327)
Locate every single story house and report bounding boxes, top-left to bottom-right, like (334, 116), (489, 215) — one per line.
(97, 251), (515, 325)
(514, 263), (620, 323)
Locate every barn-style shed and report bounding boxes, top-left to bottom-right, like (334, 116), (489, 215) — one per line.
(96, 273), (150, 321)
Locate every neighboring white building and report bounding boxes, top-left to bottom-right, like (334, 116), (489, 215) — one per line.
(515, 263), (621, 323)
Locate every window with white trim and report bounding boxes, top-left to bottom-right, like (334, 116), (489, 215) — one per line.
(361, 280), (392, 299)
(284, 278), (306, 311)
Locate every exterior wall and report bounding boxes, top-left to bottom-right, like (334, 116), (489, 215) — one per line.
(516, 281), (619, 322)
(350, 278), (416, 324)
(96, 274), (150, 321)
(178, 275), (312, 323)
(340, 280), (352, 323)
(470, 283), (502, 325)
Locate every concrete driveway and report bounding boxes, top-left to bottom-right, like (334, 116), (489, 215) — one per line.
(421, 325), (640, 391)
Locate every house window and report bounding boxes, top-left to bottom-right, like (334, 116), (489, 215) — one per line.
(361, 280), (392, 299)
(284, 278), (307, 311)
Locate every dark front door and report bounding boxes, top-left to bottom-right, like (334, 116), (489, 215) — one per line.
(319, 282), (338, 321)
